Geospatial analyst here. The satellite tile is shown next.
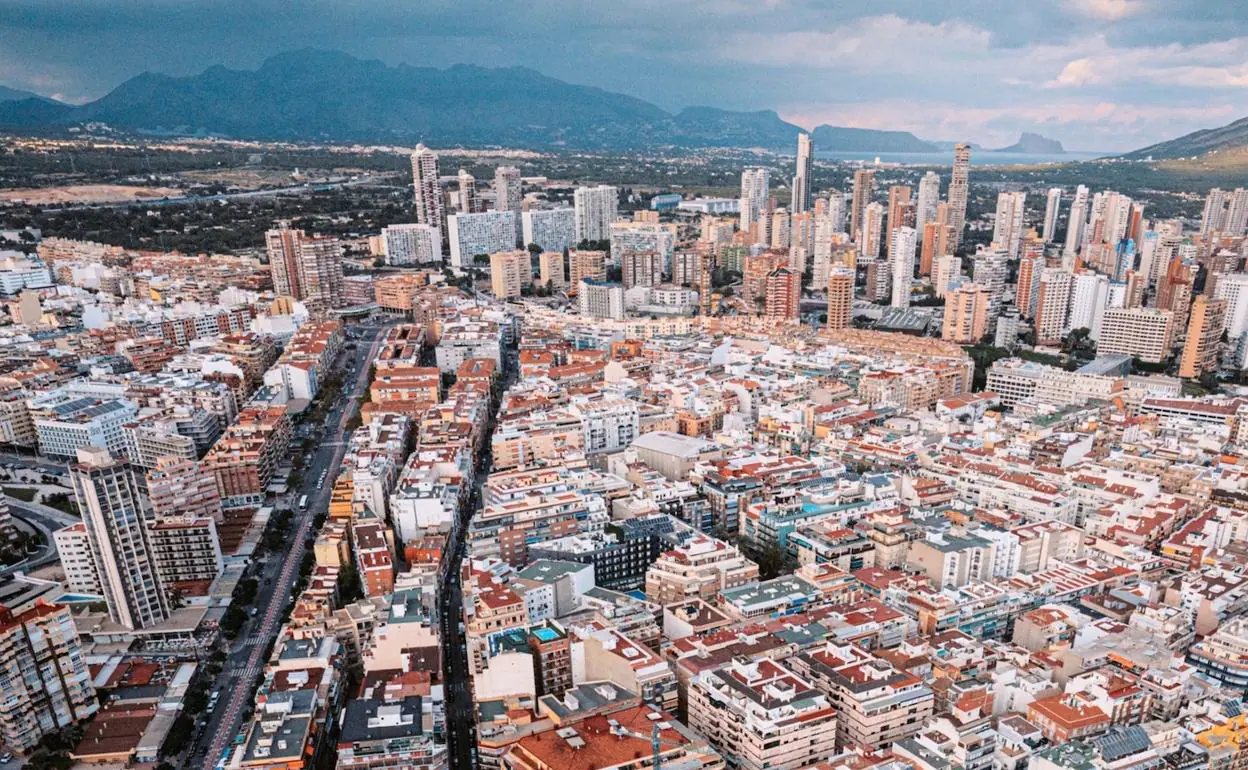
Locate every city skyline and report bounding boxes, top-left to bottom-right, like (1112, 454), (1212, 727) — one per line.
(1, 1), (1246, 150)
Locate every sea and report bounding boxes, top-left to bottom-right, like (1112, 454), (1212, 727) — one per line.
(815, 150), (1109, 166)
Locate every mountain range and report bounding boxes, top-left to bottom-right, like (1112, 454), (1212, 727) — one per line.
(3, 48), (1235, 158)
(0, 49), (1066, 155)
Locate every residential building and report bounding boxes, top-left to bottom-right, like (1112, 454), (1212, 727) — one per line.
(948, 144), (971, 247)
(827, 268), (854, 331)
(943, 283), (990, 344)
(448, 211), (517, 271)
(411, 144), (444, 230)
(383, 223), (441, 266)
(889, 226), (917, 308)
(578, 279), (625, 321)
(574, 185), (618, 243)
(489, 250), (533, 299)
(1179, 295), (1226, 378)
(522, 208), (577, 254)
(1043, 188), (1062, 242)
(764, 266), (801, 321)
(688, 658), (837, 770)
(1098, 308), (1175, 364)
(0, 601), (99, 751)
(71, 447), (170, 631)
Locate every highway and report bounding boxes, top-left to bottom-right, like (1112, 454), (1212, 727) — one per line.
(191, 322), (386, 770)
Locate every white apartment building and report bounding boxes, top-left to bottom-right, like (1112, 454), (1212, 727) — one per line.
(383, 223), (441, 266)
(993, 191), (1027, 258)
(521, 208), (577, 253)
(434, 319), (504, 373)
(574, 185), (618, 243)
(578, 279), (625, 320)
(1098, 308), (1175, 363)
(573, 398), (639, 455)
(610, 222), (675, 271)
(28, 391), (138, 459)
(890, 226), (917, 308)
(447, 211), (517, 270)
(1042, 188), (1062, 243)
(1068, 272), (1110, 340)
(53, 522), (102, 595)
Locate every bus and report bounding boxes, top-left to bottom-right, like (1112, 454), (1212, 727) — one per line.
(298, 495), (309, 511)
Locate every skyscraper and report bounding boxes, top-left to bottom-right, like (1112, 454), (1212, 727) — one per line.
(265, 221), (305, 299)
(763, 267), (801, 320)
(886, 186), (913, 253)
(942, 283), (990, 344)
(889, 226), (917, 308)
(992, 192), (1027, 258)
(1035, 269), (1073, 345)
(1016, 254), (1042, 319)
(792, 133), (814, 214)
(740, 168), (771, 239)
(71, 447), (170, 631)
(916, 171), (940, 233)
(1179, 295), (1226, 378)
(1201, 188), (1229, 237)
(265, 223), (345, 310)
(495, 165), (523, 244)
(1042, 188), (1062, 243)
(860, 202), (885, 262)
(826, 268), (854, 330)
(948, 144), (971, 248)
(1227, 188), (1248, 236)
(411, 144), (444, 230)
(574, 185), (619, 243)
(456, 169), (479, 214)
(1064, 185), (1090, 259)
(850, 170), (876, 242)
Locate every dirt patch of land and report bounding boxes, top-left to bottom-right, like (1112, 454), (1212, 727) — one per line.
(0, 184), (183, 205)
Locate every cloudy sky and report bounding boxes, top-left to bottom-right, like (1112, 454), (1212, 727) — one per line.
(1, 0), (1245, 151)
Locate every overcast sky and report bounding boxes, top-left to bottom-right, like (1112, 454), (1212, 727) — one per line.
(1, 0), (1245, 151)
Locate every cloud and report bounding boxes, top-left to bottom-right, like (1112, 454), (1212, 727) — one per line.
(0, 0), (1244, 150)
(1067, 0), (1149, 21)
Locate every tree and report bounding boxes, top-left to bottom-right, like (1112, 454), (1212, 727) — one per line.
(527, 243), (542, 254)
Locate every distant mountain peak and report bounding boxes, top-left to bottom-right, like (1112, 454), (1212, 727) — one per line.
(994, 132), (1065, 154)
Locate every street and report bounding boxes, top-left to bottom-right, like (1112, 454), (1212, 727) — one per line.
(191, 323), (386, 770)
(438, 338), (517, 770)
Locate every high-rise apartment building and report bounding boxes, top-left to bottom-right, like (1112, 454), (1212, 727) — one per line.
(264, 223), (345, 310)
(1068, 271), (1110, 340)
(521, 208), (576, 253)
(489, 250), (533, 299)
(382, 223), (441, 266)
(1215, 273), (1248, 342)
(622, 250), (663, 289)
(740, 168), (771, 239)
(0, 601), (99, 751)
(569, 249), (607, 287)
(792, 133), (814, 214)
(771, 208), (791, 250)
(494, 165), (523, 243)
(993, 191), (1027, 258)
(763, 267), (801, 320)
(916, 171), (940, 233)
(860, 202), (885, 262)
(71, 447), (171, 631)
(573, 185), (619, 243)
(948, 143), (971, 247)
(1227, 188), (1248, 236)
(1064, 185), (1090, 259)
(1179, 295), (1226, 378)
(410, 144), (443, 230)
(933, 255), (962, 299)
(889, 226), (917, 308)
(886, 186), (914, 252)
(265, 221), (305, 299)
(456, 169), (480, 213)
(972, 246), (1010, 327)
(537, 251), (565, 291)
(447, 211), (517, 270)
(1042, 188), (1062, 242)
(1098, 308), (1175, 363)
(1202, 188), (1229, 237)
(850, 169), (876, 241)
(826, 267), (854, 330)
(942, 283), (990, 344)
(1016, 255), (1042, 319)
(1035, 269), (1074, 346)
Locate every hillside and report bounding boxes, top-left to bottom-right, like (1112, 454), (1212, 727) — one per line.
(811, 125), (937, 153)
(1123, 115), (1248, 159)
